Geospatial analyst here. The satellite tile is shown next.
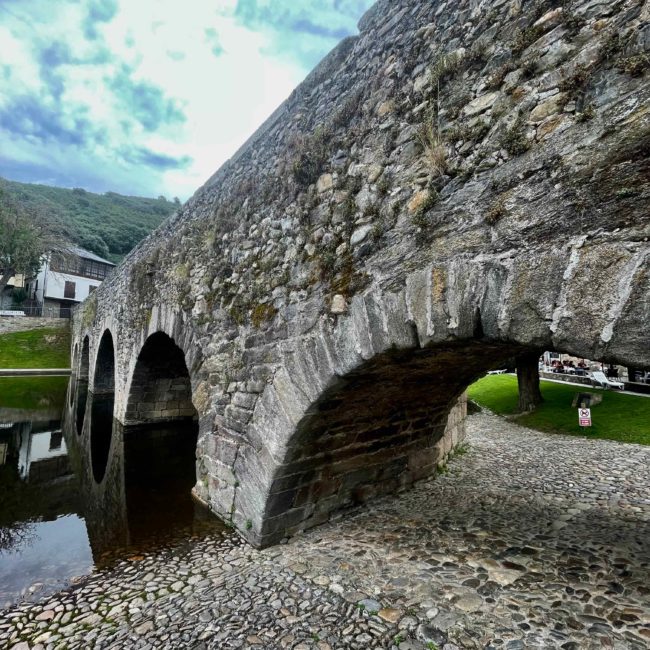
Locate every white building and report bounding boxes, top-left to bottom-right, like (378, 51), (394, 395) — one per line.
(16, 422), (68, 482)
(25, 247), (115, 318)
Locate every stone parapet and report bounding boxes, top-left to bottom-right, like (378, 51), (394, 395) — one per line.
(0, 317), (69, 336)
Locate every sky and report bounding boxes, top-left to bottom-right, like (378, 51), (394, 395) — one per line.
(0, 0), (375, 200)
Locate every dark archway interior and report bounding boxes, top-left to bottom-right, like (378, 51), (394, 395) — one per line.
(122, 332), (199, 532)
(90, 331), (115, 483)
(75, 337), (90, 435)
(260, 340), (535, 541)
(124, 332), (197, 425)
(69, 343), (79, 407)
(93, 331), (115, 395)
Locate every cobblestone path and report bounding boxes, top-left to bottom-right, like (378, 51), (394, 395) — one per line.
(2, 413), (648, 649)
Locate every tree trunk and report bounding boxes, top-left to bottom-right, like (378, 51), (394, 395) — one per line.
(517, 351), (544, 412)
(0, 268), (14, 294)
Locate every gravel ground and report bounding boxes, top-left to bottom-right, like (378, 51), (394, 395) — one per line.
(1, 412), (648, 649)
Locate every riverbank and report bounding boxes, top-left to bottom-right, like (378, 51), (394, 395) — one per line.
(2, 413), (648, 649)
(0, 369), (71, 376)
(0, 327), (70, 370)
(0, 376), (69, 413)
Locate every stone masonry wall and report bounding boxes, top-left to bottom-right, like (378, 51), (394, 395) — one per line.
(0, 317), (69, 337)
(123, 334), (197, 425)
(72, 0), (649, 546)
(125, 376), (196, 425)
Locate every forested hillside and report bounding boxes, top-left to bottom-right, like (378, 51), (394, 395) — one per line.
(0, 178), (179, 263)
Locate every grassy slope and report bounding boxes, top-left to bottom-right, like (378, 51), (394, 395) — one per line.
(1, 177), (177, 263)
(0, 328), (70, 369)
(468, 374), (650, 445)
(0, 376), (69, 410)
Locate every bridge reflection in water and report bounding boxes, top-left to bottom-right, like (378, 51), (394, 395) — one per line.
(0, 380), (225, 609)
(63, 390), (225, 569)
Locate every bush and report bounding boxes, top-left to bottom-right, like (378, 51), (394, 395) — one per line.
(485, 194), (508, 224)
(500, 115), (531, 156)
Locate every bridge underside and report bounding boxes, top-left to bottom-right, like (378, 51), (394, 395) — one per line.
(252, 341), (524, 546)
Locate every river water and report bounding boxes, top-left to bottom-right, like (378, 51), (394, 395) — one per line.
(0, 375), (225, 610)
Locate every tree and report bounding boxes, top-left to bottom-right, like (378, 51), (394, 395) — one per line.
(516, 350), (544, 412)
(0, 191), (61, 293)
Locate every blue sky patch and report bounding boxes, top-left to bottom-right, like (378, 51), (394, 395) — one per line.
(0, 0), (375, 198)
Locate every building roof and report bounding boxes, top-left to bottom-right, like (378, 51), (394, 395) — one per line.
(65, 246), (116, 266)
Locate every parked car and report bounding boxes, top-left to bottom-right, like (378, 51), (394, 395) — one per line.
(633, 371), (650, 384)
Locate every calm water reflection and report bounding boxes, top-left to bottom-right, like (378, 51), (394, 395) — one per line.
(0, 376), (224, 609)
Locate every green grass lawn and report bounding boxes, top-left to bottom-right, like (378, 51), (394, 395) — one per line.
(0, 327), (70, 368)
(468, 374), (650, 445)
(0, 376), (69, 410)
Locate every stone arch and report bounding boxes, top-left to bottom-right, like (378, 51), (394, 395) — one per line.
(227, 248), (650, 546)
(124, 331), (197, 426)
(90, 330), (115, 483)
(121, 331), (200, 504)
(69, 342), (79, 407)
(253, 341), (524, 546)
(75, 336), (90, 435)
(93, 330), (116, 395)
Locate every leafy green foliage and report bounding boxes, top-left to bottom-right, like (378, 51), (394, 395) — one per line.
(0, 178), (177, 263)
(0, 189), (56, 287)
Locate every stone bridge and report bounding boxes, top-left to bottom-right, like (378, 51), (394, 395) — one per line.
(68, 0), (649, 547)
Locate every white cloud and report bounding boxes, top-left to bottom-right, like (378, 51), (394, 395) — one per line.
(0, 0), (373, 199)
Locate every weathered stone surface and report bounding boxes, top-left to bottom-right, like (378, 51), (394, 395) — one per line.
(0, 316), (68, 337)
(463, 91), (500, 117)
(330, 294), (347, 315)
(69, 0), (649, 547)
(3, 413), (649, 648)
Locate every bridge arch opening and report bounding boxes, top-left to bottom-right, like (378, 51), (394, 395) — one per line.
(255, 340), (546, 546)
(124, 332), (197, 426)
(69, 343), (79, 407)
(90, 330), (115, 483)
(75, 337), (90, 435)
(122, 332), (199, 526)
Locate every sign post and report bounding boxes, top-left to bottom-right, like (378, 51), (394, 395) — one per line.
(578, 407), (591, 427)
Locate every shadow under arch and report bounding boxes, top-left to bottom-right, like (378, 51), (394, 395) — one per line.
(90, 330), (115, 483)
(124, 331), (197, 427)
(251, 340), (541, 547)
(75, 337), (90, 435)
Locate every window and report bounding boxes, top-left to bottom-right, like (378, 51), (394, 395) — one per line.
(82, 260), (111, 280)
(50, 252), (112, 280)
(50, 253), (80, 275)
(64, 281), (76, 299)
(49, 431), (63, 451)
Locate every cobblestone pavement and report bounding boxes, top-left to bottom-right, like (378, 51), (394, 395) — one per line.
(1, 413), (648, 649)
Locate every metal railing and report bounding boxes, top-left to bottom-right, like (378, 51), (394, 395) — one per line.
(0, 305), (72, 319)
